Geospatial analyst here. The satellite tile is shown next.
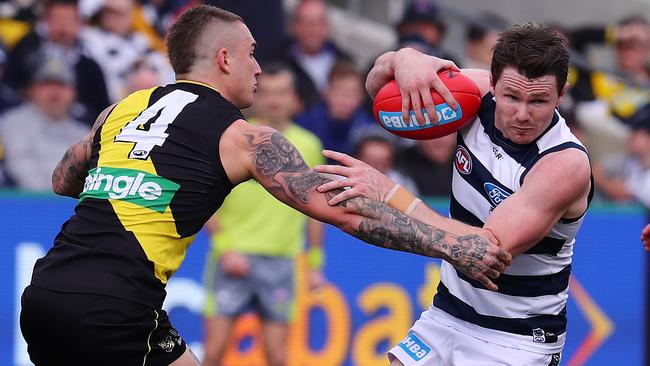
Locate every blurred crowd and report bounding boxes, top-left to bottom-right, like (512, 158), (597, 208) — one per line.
(0, 0), (648, 214)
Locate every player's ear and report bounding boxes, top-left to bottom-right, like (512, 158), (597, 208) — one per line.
(489, 73), (495, 96)
(557, 82), (569, 106)
(217, 48), (230, 74)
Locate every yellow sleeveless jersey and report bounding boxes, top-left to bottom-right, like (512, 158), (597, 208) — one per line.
(31, 81), (243, 308)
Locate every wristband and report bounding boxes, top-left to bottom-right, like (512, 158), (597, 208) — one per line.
(306, 246), (324, 269)
(383, 183), (402, 203)
(405, 198), (422, 214)
(386, 185), (420, 214)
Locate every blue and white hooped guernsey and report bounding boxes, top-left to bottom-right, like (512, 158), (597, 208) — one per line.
(432, 92), (593, 353)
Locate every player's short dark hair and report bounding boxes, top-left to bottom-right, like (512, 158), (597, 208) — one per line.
(166, 5), (243, 75)
(491, 23), (569, 94)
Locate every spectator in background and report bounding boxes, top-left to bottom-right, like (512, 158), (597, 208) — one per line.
(122, 57), (164, 96)
(395, 132), (457, 197)
(273, 0), (351, 110)
(463, 13), (507, 70)
(0, 41), (17, 189)
(0, 41), (19, 115)
(395, 0), (457, 62)
(5, 0), (109, 126)
(205, 0), (286, 64)
(592, 107), (650, 206)
(0, 54), (88, 191)
(80, 0), (174, 102)
(202, 62), (325, 366)
(297, 60), (374, 159)
(353, 133), (419, 196)
(569, 16), (650, 162)
(591, 106), (650, 366)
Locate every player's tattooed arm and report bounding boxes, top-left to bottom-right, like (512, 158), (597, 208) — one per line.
(244, 129), (511, 290)
(52, 104), (115, 198)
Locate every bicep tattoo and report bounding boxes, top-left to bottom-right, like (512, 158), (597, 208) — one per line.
(245, 130), (343, 205)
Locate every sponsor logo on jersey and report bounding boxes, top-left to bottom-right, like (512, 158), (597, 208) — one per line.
(455, 146), (472, 174)
(378, 103), (462, 131)
(532, 328), (546, 343)
(483, 182), (511, 206)
(80, 167), (180, 213)
(398, 332), (430, 361)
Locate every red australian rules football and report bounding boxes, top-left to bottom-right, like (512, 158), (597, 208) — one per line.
(372, 70), (481, 140)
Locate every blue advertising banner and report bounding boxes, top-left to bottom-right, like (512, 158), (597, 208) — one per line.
(0, 193), (646, 365)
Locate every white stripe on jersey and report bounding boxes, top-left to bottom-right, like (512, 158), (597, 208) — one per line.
(451, 168), (493, 222)
(506, 240), (574, 276)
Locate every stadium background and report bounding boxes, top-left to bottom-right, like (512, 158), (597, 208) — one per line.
(1, 0), (649, 365)
(0, 194), (646, 366)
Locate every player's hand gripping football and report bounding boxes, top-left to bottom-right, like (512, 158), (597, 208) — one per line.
(392, 48), (460, 125)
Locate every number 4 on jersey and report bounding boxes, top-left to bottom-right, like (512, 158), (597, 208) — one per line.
(115, 90), (198, 160)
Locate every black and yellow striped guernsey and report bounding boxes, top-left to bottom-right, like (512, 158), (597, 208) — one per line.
(31, 81), (244, 308)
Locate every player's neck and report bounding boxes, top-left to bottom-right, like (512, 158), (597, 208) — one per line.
(176, 71), (223, 94)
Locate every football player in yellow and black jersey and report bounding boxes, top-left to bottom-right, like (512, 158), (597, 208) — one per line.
(19, 5), (511, 366)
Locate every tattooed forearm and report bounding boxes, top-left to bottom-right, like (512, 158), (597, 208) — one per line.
(52, 135), (92, 198)
(247, 131), (347, 206)
(52, 104), (112, 197)
(249, 132), (307, 176)
(349, 196), (502, 287)
(245, 129), (508, 288)
(284, 172), (327, 203)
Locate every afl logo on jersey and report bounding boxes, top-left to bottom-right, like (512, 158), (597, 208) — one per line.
(455, 146), (472, 174)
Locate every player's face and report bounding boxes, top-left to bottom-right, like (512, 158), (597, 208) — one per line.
(492, 67), (565, 145)
(230, 23), (261, 109)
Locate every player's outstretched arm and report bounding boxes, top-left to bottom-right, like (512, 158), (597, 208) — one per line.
(220, 121), (511, 290)
(314, 150), (498, 241)
(52, 104), (115, 198)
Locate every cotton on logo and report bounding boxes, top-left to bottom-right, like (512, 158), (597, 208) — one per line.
(455, 146), (472, 174)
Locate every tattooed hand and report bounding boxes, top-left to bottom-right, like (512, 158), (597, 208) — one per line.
(442, 234), (510, 291)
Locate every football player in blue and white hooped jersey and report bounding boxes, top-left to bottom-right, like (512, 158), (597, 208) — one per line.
(316, 23), (592, 366)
